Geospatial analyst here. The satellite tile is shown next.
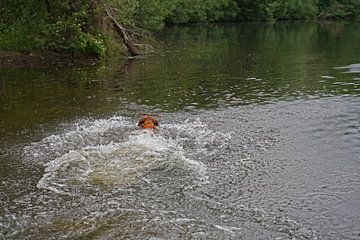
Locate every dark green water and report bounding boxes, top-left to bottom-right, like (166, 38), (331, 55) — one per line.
(1, 22), (359, 239)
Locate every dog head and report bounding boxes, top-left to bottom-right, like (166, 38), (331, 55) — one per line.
(138, 114), (159, 129)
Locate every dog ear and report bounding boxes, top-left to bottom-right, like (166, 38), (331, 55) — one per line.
(138, 119), (144, 126)
(154, 119), (159, 126)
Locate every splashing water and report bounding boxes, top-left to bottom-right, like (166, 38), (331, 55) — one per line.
(23, 116), (230, 196)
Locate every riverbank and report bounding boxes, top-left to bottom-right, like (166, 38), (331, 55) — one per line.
(1, 0), (358, 65)
(0, 51), (99, 68)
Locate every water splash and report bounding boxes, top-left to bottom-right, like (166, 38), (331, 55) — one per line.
(22, 116), (133, 164)
(23, 116), (229, 195)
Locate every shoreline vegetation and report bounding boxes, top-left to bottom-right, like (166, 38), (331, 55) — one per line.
(0, 0), (359, 64)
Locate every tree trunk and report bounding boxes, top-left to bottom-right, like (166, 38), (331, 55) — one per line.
(104, 4), (140, 56)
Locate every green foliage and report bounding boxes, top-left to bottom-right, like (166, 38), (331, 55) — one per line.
(135, 0), (178, 29)
(0, 25), (42, 52)
(235, 0), (269, 21)
(1, 0), (359, 58)
(0, 0), (46, 26)
(0, 0), (106, 56)
(318, 0), (360, 19)
(0, 0), (47, 52)
(42, 1), (106, 56)
(166, 0), (238, 24)
(105, 0), (139, 27)
(264, 0), (318, 20)
(234, 0), (360, 20)
(106, 0), (237, 30)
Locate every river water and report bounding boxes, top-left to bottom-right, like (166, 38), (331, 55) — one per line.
(0, 22), (359, 239)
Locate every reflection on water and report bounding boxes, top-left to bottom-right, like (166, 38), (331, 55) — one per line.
(1, 22), (360, 239)
(335, 63), (360, 73)
(1, 23), (359, 132)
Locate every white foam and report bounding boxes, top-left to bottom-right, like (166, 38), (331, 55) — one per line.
(214, 224), (238, 236)
(25, 116), (229, 195)
(23, 116), (132, 164)
(128, 132), (175, 152)
(37, 134), (208, 194)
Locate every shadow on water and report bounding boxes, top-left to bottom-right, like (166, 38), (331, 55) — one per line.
(1, 22), (360, 239)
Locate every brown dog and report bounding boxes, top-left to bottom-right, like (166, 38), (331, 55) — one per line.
(138, 114), (159, 129)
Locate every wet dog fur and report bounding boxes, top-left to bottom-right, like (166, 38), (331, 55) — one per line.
(138, 114), (159, 129)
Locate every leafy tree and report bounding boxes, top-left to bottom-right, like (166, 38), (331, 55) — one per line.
(265, 0), (318, 20)
(318, 0), (360, 19)
(166, 0), (237, 24)
(1, 0), (359, 58)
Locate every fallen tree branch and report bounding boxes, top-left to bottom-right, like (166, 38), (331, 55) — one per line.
(103, 4), (140, 56)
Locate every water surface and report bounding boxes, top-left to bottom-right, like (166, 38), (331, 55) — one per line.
(1, 22), (359, 239)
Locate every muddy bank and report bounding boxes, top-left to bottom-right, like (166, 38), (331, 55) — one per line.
(0, 51), (98, 68)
